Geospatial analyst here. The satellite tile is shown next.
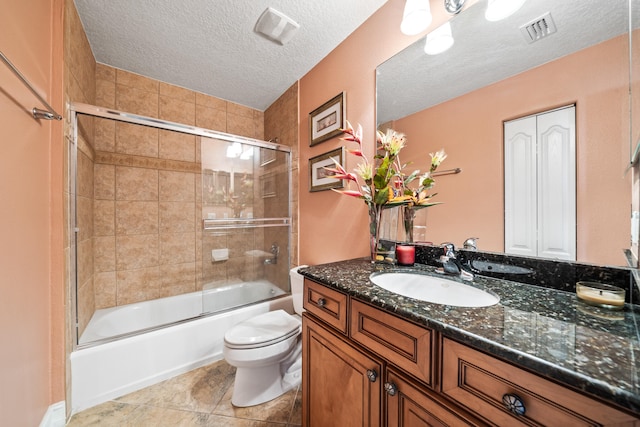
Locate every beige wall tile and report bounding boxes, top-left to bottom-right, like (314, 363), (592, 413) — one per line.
(195, 92), (226, 109)
(94, 200), (115, 237)
(159, 170), (194, 202)
(116, 122), (159, 158)
(77, 276), (94, 336)
(96, 63), (115, 82)
(160, 232), (195, 265)
(116, 166), (159, 201)
(116, 85), (159, 118)
(227, 102), (255, 119)
(117, 267), (161, 305)
(77, 151), (94, 198)
(116, 234), (159, 270)
(96, 79), (115, 109)
(94, 271), (117, 309)
(159, 262), (196, 297)
(94, 236), (116, 272)
(77, 238), (93, 290)
(95, 118), (116, 152)
(159, 130), (196, 162)
(227, 112), (259, 139)
(115, 201), (159, 235)
(116, 69), (159, 93)
(159, 96), (195, 126)
(159, 82), (195, 103)
(76, 195), (94, 242)
(195, 105), (226, 132)
(94, 163), (115, 200)
(159, 202), (195, 233)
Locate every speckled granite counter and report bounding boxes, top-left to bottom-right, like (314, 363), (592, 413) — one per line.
(299, 258), (640, 415)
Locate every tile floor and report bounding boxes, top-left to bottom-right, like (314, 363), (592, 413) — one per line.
(67, 359), (302, 426)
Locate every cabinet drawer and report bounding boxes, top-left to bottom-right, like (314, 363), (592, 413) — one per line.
(350, 299), (434, 387)
(441, 338), (638, 426)
(303, 278), (348, 334)
(386, 367), (486, 427)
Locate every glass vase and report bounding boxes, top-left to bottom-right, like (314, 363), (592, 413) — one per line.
(401, 206), (428, 243)
(368, 203), (397, 263)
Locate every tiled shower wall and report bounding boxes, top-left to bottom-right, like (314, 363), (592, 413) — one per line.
(90, 64), (266, 314)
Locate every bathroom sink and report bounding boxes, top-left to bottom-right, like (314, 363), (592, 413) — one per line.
(369, 272), (499, 307)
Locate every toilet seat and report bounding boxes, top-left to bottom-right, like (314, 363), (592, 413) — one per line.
(224, 310), (301, 349)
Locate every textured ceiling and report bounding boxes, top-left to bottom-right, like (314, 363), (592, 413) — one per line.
(377, 0), (631, 124)
(74, 0), (388, 111)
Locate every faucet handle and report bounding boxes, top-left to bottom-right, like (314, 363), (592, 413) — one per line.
(440, 242), (456, 258)
(463, 237), (479, 251)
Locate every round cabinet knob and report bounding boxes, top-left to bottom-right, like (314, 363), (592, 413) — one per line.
(502, 393), (526, 416)
(317, 297), (326, 307)
(366, 369), (377, 382)
(384, 382), (397, 396)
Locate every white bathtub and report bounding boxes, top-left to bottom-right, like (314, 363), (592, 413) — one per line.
(70, 281), (292, 414)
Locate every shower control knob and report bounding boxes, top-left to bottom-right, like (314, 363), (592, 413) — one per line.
(317, 297), (326, 307)
(366, 369), (378, 382)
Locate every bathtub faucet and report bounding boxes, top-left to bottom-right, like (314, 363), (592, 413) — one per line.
(264, 243), (279, 265)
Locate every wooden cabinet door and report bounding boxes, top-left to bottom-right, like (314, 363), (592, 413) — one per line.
(303, 314), (382, 427)
(386, 368), (486, 427)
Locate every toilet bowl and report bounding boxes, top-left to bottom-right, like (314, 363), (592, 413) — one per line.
(222, 265), (307, 407)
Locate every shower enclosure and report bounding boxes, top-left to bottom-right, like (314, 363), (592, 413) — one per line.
(68, 102), (291, 347)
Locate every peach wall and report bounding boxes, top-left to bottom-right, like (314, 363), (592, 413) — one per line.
(0, 0), (64, 425)
(395, 35), (630, 266)
(298, 0), (458, 265)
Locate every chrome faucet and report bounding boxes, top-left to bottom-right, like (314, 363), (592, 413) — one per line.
(463, 237), (479, 251)
(264, 243), (279, 265)
(437, 242), (473, 281)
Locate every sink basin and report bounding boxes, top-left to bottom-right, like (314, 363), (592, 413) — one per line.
(369, 272), (499, 307)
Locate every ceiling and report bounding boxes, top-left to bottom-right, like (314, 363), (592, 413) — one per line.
(73, 0), (388, 111)
(377, 0), (630, 124)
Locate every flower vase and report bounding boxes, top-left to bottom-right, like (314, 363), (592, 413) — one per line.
(368, 204), (397, 263)
(401, 205), (428, 243)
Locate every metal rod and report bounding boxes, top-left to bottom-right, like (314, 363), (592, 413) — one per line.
(0, 50), (62, 121)
(432, 167), (462, 177)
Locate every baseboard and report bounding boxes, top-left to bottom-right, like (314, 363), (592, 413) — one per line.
(39, 401), (65, 427)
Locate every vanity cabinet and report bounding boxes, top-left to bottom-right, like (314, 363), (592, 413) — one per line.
(302, 278), (639, 426)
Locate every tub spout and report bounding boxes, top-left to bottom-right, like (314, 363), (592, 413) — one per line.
(264, 243), (279, 265)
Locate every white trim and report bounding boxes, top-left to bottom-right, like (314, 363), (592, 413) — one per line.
(39, 401), (65, 427)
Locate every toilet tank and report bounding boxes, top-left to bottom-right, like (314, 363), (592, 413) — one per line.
(289, 265), (307, 315)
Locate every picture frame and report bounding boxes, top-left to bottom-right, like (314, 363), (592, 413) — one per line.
(309, 92), (345, 146)
(260, 147), (276, 167)
(261, 173), (276, 198)
(309, 147), (345, 192)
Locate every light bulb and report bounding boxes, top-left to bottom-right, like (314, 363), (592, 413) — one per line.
(400, 0), (432, 35)
(485, 0), (527, 22)
(424, 22), (454, 55)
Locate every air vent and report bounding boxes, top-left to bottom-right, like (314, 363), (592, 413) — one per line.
(520, 12), (557, 44)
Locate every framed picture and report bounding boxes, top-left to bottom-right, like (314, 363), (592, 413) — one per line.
(309, 92), (345, 146)
(309, 147), (345, 192)
(261, 173), (276, 198)
(260, 147), (276, 167)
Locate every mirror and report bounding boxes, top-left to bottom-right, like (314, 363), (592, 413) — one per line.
(377, 0), (633, 267)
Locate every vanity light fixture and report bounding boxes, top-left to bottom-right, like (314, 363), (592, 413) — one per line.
(424, 22), (454, 55)
(444, 0), (466, 15)
(485, 0), (527, 22)
(401, 0), (432, 35)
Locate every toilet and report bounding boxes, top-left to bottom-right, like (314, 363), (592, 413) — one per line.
(222, 265), (307, 407)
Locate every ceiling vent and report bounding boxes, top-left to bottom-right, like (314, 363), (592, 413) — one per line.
(255, 7), (300, 46)
(520, 12), (557, 44)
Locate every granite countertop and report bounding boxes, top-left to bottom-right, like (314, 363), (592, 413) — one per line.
(299, 258), (640, 415)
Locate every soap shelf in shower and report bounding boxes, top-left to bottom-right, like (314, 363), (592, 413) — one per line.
(203, 217), (290, 231)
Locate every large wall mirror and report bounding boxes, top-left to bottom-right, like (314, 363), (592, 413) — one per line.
(377, 0), (636, 267)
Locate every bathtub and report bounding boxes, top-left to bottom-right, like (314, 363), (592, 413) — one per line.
(70, 281), (292, 414)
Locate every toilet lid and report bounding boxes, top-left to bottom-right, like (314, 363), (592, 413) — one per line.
(224, 310), (301, 348)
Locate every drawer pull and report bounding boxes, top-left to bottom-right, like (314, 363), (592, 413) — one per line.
(502, 393), (526, 416)
(317, 297), (326, 307)
(384, 382), (397, 396)
(366, 369), (378, 382)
